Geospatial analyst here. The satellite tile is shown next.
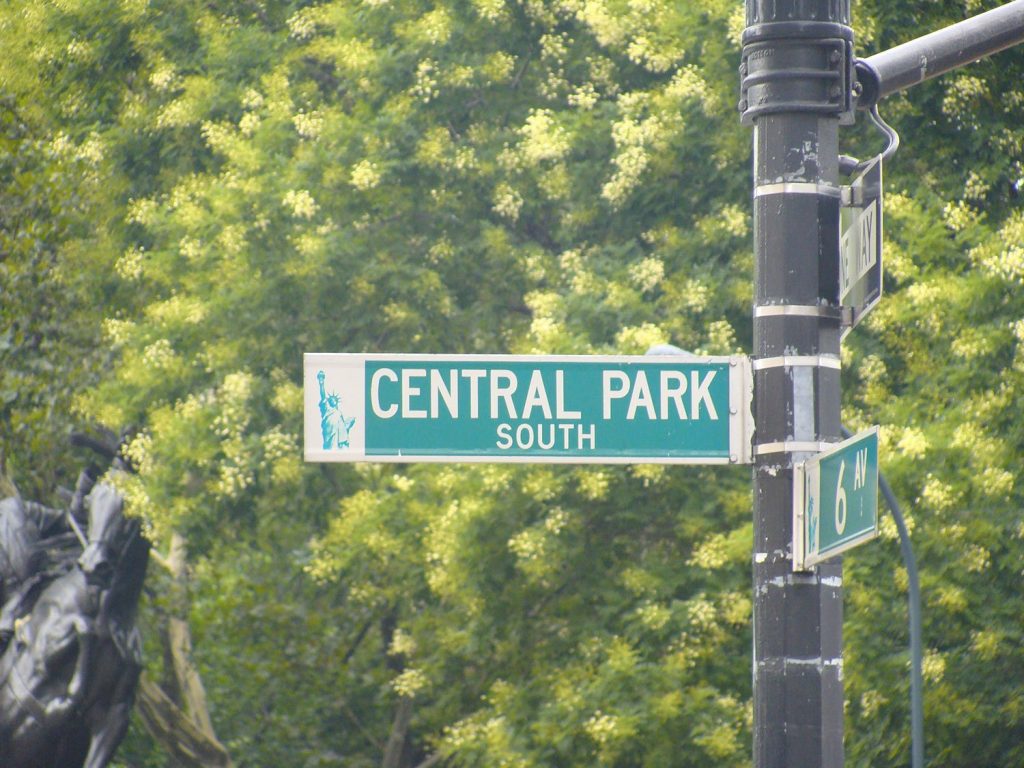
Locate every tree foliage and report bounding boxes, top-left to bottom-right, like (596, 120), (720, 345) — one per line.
(0, 0), (1022, 766)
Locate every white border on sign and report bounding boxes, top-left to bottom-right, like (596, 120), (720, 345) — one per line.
(793, 426), (880, 571)
(303, 353), (754, 465)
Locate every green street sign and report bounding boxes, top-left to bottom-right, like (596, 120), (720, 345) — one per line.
(793, 427), (879, 570)
(305, 353), (752, 464)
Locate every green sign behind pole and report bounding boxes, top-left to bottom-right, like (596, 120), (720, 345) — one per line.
(794, 426), (880, 570)
(305, 353), (753, 464)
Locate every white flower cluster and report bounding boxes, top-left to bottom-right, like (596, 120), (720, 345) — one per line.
(239, 112), (260, 136)
(964, 170), (990, 201)
(293, 110), (323, 140)
(287, 10), (318, 40)
(687, 595), (718, 633)
(951, 327), (995, 360)
(283, 189), (319, 219)
(147, 295), (207, 326)
(261, 427), (295, 465)
(942, 74), (987, 119)
(963, 544), (991, 573)
(391, 668), (428, 698)
(127, 197), (159, 227)
(921, 473), (959, 513)
(413, 59), (439, 103)
(896, 427), (929, 459)
(482, 51), (516, 82)
(155, 97), (198, 129)
(241, 88), (264, 110)
(142, 339), (177, 370)
(76, 133), (105, 165)
(576, 0), (629, 47)
(584, 711), (621, 746)
(388, 628), (417, 657)
(689, 533), (729, 570)
(628, 256), (664, 292)
(418, 8), (452, 44)
(971, 629), (1002, 660)
(602, 138), (648, 205)
(272, 381), (303, 415)
(120, 0), (150, 17)
(350, 159), (381, 190)
(615, 323), (668, 354)
(540, 32), (569, 68)
(102, 472), (154, 530)
(978, 466), (1013, 498)
(921, 649), (946, 683)
(175, 237), (202, 263)
(942, 200), (978, 232)
(442, 715), (485, 753)
(859, 689), (887, 718)
(66, 39), (93, 61)
(123, 432), (155, 477)
(149, 65), (178, 92)
(214, 372), (254, 437)
(703, 319), (736, 353)
(518, 109), (570, 165)
(116, 247), (145, 280)
(218, 224), (246, 256)
(492, 183), (523, 220)
(626, 35), (678, 74)
(215, 438), (254, 499)
(577, 470), (609, 500)
(975, 210), (1024, 283)
(636, 601), (671, 631)
(48, 132), (72, 157)
(568, 82), (599, 110)
(473, 0), (505, 21)
(102, 318), (135, 347)
(201, 121), (234, 155)
(678, 278), (710, 312)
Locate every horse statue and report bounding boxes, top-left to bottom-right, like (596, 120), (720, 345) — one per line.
(0, 480), (149, 767)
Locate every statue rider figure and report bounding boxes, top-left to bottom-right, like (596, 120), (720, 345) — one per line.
(0, 469), (94, 650)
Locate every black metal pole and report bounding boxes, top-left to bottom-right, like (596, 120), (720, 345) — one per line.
(857, 0), (1024, 105)
(740, 2), (852, 766)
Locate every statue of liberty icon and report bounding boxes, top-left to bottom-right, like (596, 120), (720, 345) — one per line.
(318, 370), (356, 449)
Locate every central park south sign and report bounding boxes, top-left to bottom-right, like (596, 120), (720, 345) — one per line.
(305, 353), (753, 464)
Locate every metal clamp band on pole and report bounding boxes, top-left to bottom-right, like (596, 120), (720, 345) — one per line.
(753, 440), (837, 457)
(754, 182), (841, 198)
(752, 355), (841, 371)
(754, 305), (843, 320)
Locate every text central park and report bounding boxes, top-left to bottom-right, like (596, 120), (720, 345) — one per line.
(367, 367), (720, 449)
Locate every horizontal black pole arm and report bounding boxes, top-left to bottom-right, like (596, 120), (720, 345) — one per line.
(857, 0), (1024, 105)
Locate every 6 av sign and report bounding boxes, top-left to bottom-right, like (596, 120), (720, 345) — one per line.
(793, 427), (880, 570)
(305, 353), (753, 464)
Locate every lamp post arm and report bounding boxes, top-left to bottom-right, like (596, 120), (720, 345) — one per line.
(857, 0), (1024, 106)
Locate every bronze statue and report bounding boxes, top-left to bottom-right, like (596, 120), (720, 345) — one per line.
(0, 452), (148, 767)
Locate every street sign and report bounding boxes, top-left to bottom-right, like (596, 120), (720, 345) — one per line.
(793, 426), (879, 570)
(305, 353), (753, 464)
(839, 156), (883, 337)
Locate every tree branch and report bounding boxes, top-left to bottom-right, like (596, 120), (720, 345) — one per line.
(136, 674), (233, 768)
(167, 532), (218, 741)
(149, 548), (173, 574)
(338, 698), (385, 751)
(413, 753), (444, 768)
(381, 696), (414, 768)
